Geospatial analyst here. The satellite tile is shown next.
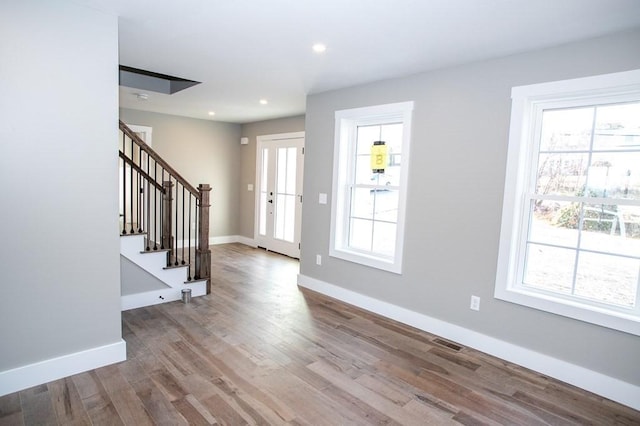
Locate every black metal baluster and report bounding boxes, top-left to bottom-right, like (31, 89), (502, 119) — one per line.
(187, 194), (192, 280)
(181, 186), (186, 265)
(121, 133), (127, 234)
(174, 179), (179, 266)
(137, 145), (142, 233)
(195, 200), (200, 279)
(145, 150), (150, 249)
(160, 167), (165, 249)
(129, 136), (134, 233)
(153, 160), (158, 250)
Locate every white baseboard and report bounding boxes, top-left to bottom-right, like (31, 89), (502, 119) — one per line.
(0, 340), (126, 397)
(121, 280), (207, 311)
(209, 235), (257, 247)
(236, 236), (257, 247)
(297, 274), (640, 411)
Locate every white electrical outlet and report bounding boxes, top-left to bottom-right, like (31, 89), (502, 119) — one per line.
(316, 254), (322, 265)
(470, 295), (480, 311)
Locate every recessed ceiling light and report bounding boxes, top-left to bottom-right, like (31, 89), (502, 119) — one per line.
(208, 111), (215, 116)
(259, 99), (268, 105)
(312, 43), (327, 53)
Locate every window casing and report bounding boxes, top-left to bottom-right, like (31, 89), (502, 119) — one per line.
(495, 69), (640, 335)
(330, 102), (413, 273)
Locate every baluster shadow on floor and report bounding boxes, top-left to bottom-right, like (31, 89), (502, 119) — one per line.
(1, 243), (639, 425)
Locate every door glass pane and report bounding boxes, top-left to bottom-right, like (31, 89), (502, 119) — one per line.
(575, 252), (638, 308)
(284, 194), (295, 242)
(286, 147), (297, 194)
(261, 149), (268, 191)
(277, 147), (287, 194)
(259, 148), (269, 236)
(275, 193), (296, 242)
(259, 193), (267, 236)
(274, 146), (298, 242)
(275, 194), (286, 240)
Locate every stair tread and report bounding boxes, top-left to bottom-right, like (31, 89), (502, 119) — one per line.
(140, 248), (171, 254)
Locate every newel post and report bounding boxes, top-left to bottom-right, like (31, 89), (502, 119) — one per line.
(162, 181), (174, 264)
(196, 184), (212, 293)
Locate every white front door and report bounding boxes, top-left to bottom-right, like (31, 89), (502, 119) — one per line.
(255, 132), (304, 258)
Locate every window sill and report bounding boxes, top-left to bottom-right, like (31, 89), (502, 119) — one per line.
(494, 285), (640, 336)
(329, 247), (402, 274)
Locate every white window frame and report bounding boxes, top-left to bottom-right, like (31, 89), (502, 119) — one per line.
(495, 69), (640, 336)
(330, 101), (413, 274)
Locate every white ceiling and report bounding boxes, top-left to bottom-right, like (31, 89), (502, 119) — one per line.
(80, 0), (640, 124)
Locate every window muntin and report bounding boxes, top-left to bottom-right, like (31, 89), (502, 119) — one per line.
(521, 101), (640, 312)
(496, 69), (640, 335)
(330, 102), (413, 273)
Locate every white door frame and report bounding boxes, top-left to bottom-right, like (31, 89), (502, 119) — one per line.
(254, 131), (305, 258)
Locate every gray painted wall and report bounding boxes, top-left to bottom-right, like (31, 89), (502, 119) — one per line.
(121, 256), (168, 295)
(239, 116), (306, 238)
(301, 29), (640, 385)
(119, 109), (242, 238)
(0, 1), (121, 370)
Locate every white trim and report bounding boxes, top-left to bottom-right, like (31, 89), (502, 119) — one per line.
(208, 235), (257, 246)
(297, 273), (640, 411)
(121, 283), (206, 311)
(210, 235), (239, 245)
(495, 69), (640, 335)
(236, 235), (258, 247)
(330, 102), (413, 274)
(0, 340), (126, 397)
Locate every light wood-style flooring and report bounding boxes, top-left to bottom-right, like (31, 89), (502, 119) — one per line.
(1, 243), (639, 425)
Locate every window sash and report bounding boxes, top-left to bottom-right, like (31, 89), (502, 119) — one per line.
(330, 102), (413, 274)
(514, 96), (640, 316)
(495, 69), (640, 335)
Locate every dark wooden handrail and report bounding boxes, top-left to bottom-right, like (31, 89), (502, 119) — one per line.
(118, 151), (164, 192)
(119, 120), (199, 197)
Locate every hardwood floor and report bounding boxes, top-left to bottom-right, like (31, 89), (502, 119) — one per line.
(1, 243), (639, 425)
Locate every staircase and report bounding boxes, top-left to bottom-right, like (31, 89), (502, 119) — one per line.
(118, 120), (211, 310)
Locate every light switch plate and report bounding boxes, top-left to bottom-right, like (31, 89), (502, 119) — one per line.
(319, 193), (327, 204)
(248, 184), (254, 191)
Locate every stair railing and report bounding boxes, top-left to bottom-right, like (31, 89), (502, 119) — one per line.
(118, 120), (211, 292)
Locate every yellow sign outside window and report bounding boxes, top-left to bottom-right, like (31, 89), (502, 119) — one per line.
(370, 141), (387, 173)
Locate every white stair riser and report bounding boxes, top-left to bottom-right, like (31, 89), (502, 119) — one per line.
(120, 235), (187, 288)
(120, 234), (207, 311)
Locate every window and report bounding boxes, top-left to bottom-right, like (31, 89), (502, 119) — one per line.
(330, 102), (413, 273)
(495, 69), (640, 335)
